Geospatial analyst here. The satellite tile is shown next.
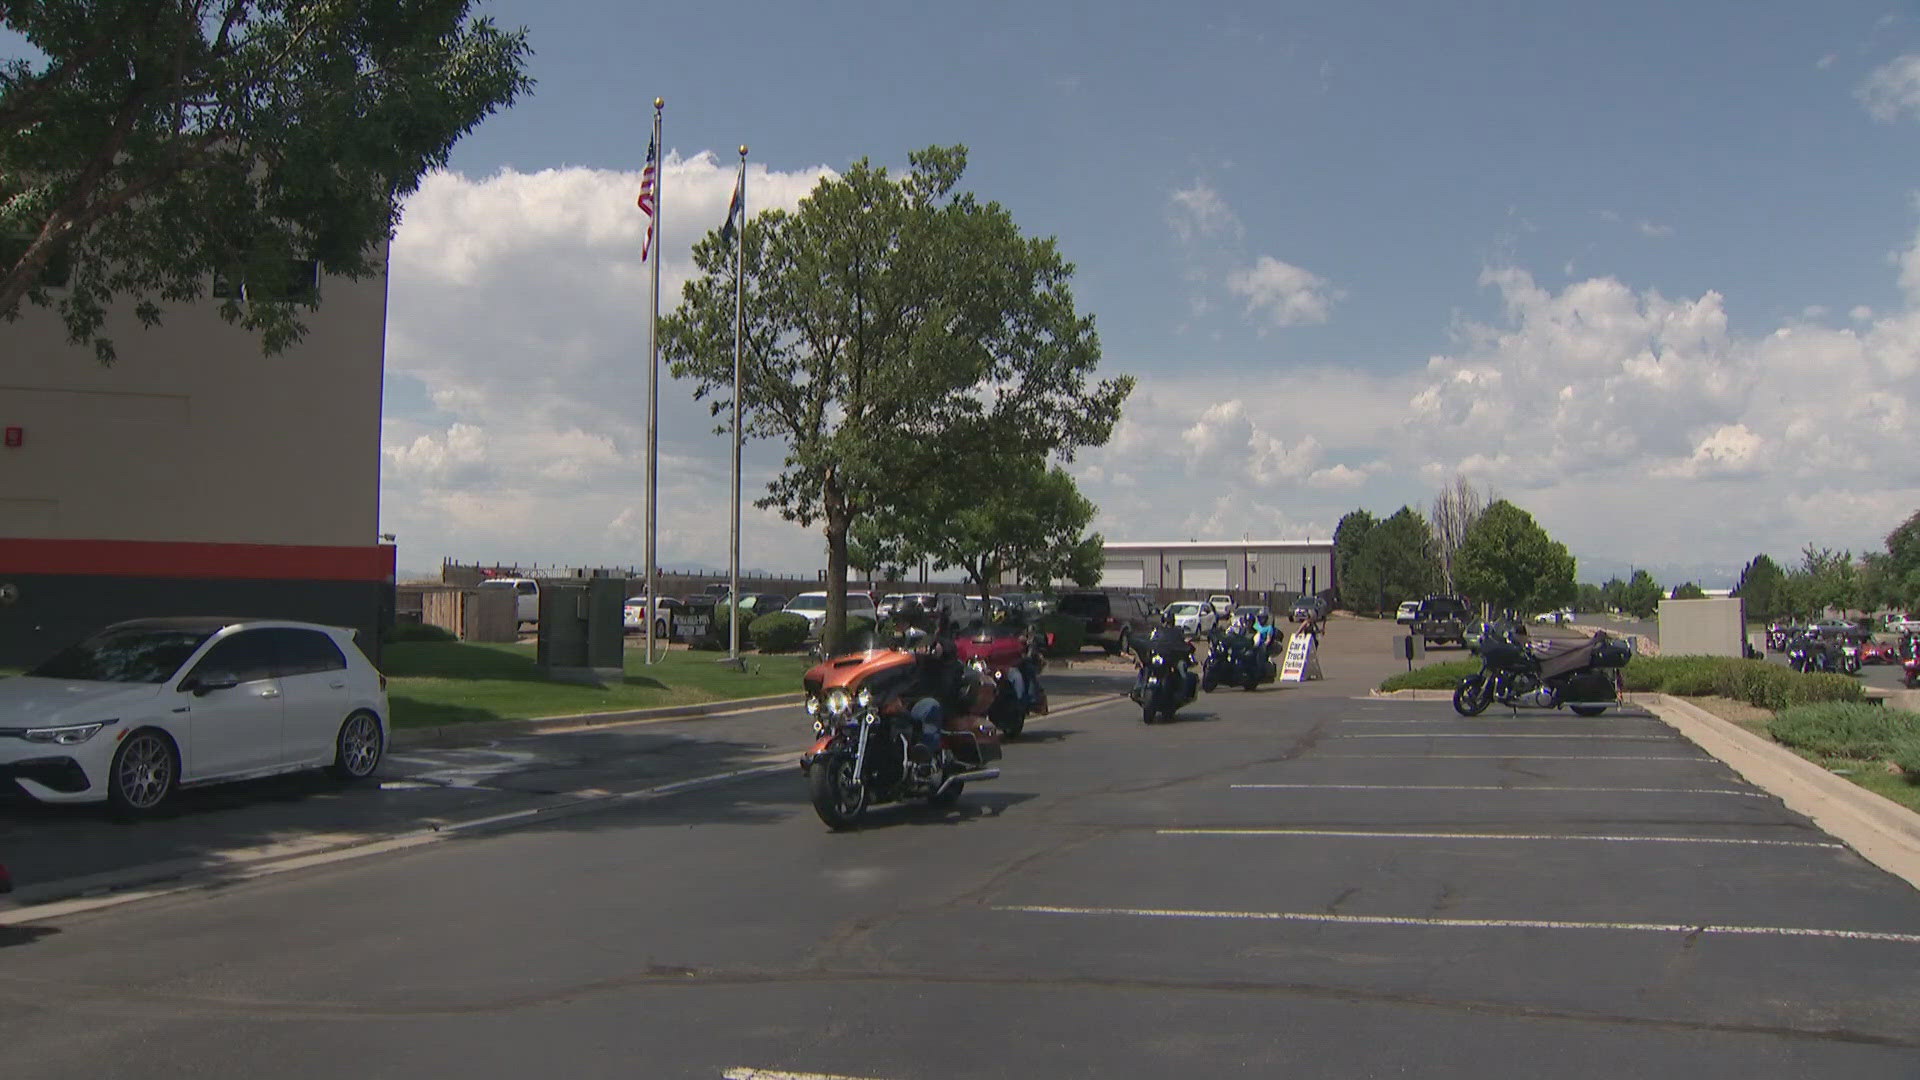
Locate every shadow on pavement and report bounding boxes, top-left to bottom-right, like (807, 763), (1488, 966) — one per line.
(0, 925), (59, 948)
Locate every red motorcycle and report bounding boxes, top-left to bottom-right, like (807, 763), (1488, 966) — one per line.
(955, 624), (1048, 738)
(799, 645), (1002, 831)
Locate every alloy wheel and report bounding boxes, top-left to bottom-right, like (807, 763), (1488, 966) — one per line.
(115, 732), (174, 810)
(340, 714), (383, 777)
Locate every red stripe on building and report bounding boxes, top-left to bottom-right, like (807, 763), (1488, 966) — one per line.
(0, 538), (396, 583)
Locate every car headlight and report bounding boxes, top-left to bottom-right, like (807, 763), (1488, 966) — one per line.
(825, 688), (852, 717)
(23, 720), (114, 745)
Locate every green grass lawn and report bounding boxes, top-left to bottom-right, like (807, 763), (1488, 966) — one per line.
(381, 642), (812, 728)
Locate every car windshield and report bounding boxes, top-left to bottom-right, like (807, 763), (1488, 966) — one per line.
(1168, 602), (1200, 614)
(27, 626), (216, 684)
(787, 595), (829, 614)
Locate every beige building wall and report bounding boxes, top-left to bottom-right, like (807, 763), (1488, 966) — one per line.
(0, 257), (388, 546)
(1657, 597), (1748, 658)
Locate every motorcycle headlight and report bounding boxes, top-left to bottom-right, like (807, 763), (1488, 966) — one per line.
(856, 686), (875, 708)
(804, 695), (822, 717)
(825, 688), (852, 717)
(23, 720), (113, 745)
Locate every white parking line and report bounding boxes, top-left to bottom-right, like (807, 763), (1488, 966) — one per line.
(723, 1070), (895, 1080)
(1316, 754), (1709, 761)
(1158, 828), (1843, 848)
(1229, 783), (1767, 798)
(994, 904), (1920, 944)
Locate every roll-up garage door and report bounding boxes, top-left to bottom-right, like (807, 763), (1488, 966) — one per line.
(1179, 559), (1228, 590)
(1099, 560), (1146, 588)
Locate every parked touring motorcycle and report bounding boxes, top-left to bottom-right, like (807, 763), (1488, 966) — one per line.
(799, 645), (1002, 830)
(955, 623), (1048, 739)
(1130, 626), (1199, 723)
(1201, 623), (1276, 692)
(1453, 626), (1633, 717)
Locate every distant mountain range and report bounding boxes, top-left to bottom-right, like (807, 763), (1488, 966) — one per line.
(1572, 554), (1739, 591)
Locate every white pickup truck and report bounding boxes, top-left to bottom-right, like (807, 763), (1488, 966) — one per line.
(478, 577), (540, 627)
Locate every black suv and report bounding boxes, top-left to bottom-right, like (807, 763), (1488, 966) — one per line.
(1411, 595), (1471, 646)
(1054, 590), (1158, 654)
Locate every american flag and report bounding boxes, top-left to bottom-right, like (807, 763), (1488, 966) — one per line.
(637, 134), (658, 261)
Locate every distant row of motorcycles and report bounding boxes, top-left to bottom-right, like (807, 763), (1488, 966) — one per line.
(1129, 616), (1282, 724)
(792, 609), (1293, 829)
(1773, 626), (1920, 683)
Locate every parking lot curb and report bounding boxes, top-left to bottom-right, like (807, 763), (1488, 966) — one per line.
(1643, 694), (1920, 893)
(391, 692), (802, 749)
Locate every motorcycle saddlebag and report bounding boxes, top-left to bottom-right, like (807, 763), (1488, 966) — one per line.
(1590, 637), (1634, 669)
(1561, 668), (1618, 704)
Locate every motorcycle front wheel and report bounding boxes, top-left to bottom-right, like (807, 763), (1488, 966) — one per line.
(1453, 675), (1493, 716)
(808, 751), (867, 831)
(1141, 697), (1157, 724)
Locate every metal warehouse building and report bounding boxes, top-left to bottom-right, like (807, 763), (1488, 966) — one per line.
(0, 257), (394, 666)
(1098, 540), (1336, 598)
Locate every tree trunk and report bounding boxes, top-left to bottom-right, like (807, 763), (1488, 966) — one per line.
(822, 474), (850, 656)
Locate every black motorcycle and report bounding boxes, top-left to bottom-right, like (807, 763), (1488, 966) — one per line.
(1453, 628), (1632, 717)
(1129, 629), (1198, 723)
(1787, 633), (1852, 675)
(1201, 627), (1275, 692)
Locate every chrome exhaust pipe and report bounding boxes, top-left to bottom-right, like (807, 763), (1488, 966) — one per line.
(935, 768), (1000, 795)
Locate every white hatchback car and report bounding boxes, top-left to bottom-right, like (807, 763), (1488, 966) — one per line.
(0, 617), (389, 814)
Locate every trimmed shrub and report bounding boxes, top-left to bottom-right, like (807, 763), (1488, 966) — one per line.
(383, 621), (457, 644)
(1893, 741), (1920, 782)
(1378, 660), (1480, 692)
(749, 611), (809, 653)
(1768, 703), (1920, 761)
(1036, 613), (1086, 658)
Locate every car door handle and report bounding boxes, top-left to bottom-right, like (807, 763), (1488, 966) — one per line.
(328, 681), (346, 689)
(258, 688), (281, 699)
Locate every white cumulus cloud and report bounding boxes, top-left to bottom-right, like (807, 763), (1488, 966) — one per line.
(1226, 255), (1341, 328)
(1859, 55), (1920, 122)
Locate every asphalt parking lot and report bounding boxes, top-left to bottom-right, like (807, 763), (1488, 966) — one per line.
(3, 623), (1917, 1078)
(0, 669), (1130, 902)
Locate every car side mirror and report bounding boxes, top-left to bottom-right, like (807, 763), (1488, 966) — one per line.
(183, 672), (240, 696)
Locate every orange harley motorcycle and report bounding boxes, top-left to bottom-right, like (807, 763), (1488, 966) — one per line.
(798, 644), (1002, 830)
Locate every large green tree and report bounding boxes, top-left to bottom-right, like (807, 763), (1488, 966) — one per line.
(861, 454), (1103, 608)
(1332, 509), (1377, 610)
(1574, 582), (1606, 613)
(2, 0), (532, 361)
(1357, 506), (1440, 614)
(1870, 509), (1920, 612)
(662, 146), (1131, 651)
(1620, 570), (1663, 619)
(1733, 553), (1785, 622)
(1453, 500), (1576, 616)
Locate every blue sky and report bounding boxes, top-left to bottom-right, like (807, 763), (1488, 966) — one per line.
(375, 0), (1920, 586)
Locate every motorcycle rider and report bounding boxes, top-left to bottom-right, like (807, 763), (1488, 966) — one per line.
(890, 601), (965, 780)
(988, 598), (1047, 712)
(1133, 610), (1198, 698)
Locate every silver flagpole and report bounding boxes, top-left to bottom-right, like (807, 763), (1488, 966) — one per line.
(728, 145), (747, 663)
(645, 97), (663, 665)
